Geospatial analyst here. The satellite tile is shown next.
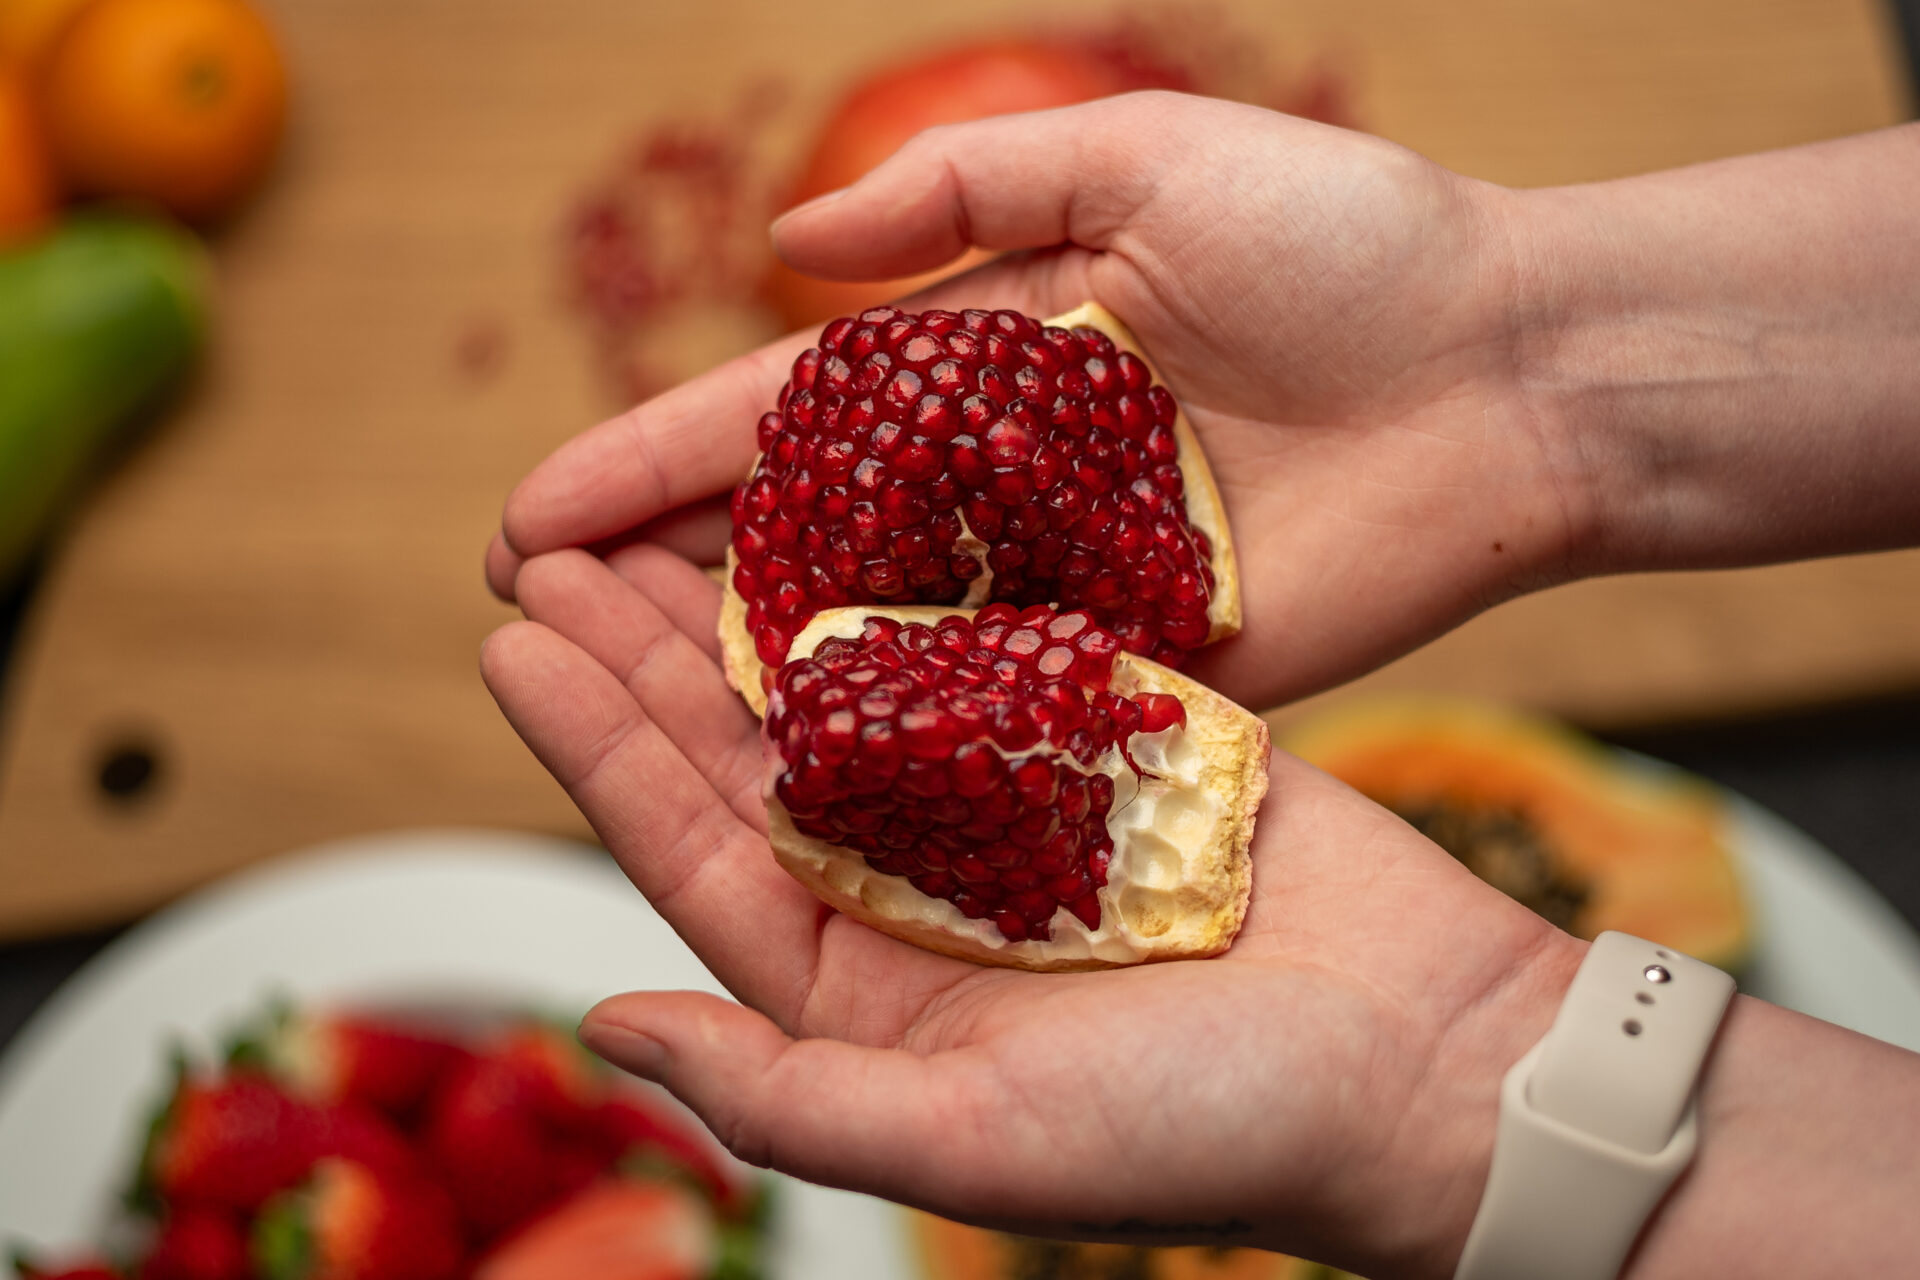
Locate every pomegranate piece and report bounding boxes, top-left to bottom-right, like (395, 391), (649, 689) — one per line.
(763, 603), (1270, 970)
(724, 303), (1238, 707)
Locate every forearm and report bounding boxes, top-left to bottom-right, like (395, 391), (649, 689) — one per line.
(1622, 994), (1920, 1277)
(1509, 123), (1920, 576)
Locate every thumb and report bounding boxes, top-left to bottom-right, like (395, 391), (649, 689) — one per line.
(770, 91), (1223, 283)
(579, 990), (1010, 1208)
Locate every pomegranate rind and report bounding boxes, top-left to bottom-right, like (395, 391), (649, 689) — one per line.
(763, 606), (1267, 972)
(719, 302), (1243, 715)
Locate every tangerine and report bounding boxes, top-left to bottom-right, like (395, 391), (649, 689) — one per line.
(38, 0), (286, 221)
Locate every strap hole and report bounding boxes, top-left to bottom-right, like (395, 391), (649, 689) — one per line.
(1636, 992), (1655, 1005)
(1623, 1019), (1643, 1036)
(1655, 949), (1673, 960)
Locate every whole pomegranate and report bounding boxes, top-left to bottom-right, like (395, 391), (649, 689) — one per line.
(762, 39), (1187, 329)
(764, 604), (1268, 969)
(720, 302), (1240, 712)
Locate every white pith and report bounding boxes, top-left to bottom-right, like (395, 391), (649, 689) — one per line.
(766, 609), (1252, 968)
(953, 508), (994, 608)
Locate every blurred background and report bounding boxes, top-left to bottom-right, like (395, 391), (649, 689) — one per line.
(0, 0), (1917, 1270)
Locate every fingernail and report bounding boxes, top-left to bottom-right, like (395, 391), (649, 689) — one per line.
(579, 1019), (669, 1079)
(771, 187), (847, 233)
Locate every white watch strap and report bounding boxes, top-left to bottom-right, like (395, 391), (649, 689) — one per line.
(1453, 932), (1735, 1280)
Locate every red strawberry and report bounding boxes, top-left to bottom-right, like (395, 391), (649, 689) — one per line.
(310, 1101), (422, 1184)
(142, 1067), (423, 1213)
(144, 1072), (325, 1210)
(140, 1206), (249, 1280)
(491, 1025), (605, 1132)
(421, 1032), (606, 1240)
(268, 1012), (469, 1118)
(593, 1094), (744, 1217)
(473, 1180), (720, 1280)
(253, 1159), (463, 1280)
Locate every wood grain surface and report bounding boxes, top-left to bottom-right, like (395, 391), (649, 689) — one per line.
(0, 0), (1910, 937)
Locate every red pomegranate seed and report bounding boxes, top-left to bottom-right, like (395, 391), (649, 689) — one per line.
(1135, 693), (1187, 734)
(768, 610), (1189, 943)
(733, 307), (1219, 671)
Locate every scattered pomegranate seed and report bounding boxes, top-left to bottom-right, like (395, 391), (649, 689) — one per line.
(768, 606), (1188, 942)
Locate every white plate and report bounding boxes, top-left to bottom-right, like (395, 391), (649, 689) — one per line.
(0, 830), (918, 1276)
(3, 811), (1919, 1264)
(1724, 796), (1920, 1051)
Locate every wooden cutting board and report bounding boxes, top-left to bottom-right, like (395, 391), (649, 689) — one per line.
(0, 0), (1910, 938)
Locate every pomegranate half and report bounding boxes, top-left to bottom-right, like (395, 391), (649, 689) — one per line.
(721, 302), (1241, 715)
(762, 604), (1269, 971)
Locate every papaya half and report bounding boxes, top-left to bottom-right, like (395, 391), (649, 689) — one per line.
(0, 211), (209, 587)
(1282, 696), (1751, 972)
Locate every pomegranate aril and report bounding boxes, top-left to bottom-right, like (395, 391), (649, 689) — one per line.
(1135, 692), (1187, 734)
(1070, 893), (1103, 931)
(770, 607), (1195, 943)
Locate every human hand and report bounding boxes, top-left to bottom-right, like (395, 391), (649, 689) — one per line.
(481, 98), (1920, 1278)
(480, 543), (1579, 1279)
(488, 92), (1583, 712)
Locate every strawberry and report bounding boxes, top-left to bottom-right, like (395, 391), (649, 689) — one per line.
(473, 1179), (732, 1280)
(309, 1101), (422, 1184)
(254, 1011), (469, 1119)
(594, 1094), (745, 1218)
(253, 1159), (463, 1280)
(421, 1030), (607, 1240)
(140, 1065), (424, 1214)
(492, 1024), (606, 1131)
(142, 1071), (326, 1211)
(139, 1207), (249, 1280)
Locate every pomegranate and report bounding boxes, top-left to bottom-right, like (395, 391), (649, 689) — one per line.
(763, 604), (1268, 971)
(762, 39), (1175, 329)
(720, 302), (1240, 714)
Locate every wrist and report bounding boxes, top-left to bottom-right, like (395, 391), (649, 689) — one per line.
(1339, 919), (1588, 1280)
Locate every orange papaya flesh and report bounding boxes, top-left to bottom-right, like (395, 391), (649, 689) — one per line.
(1282, 696), (1751, 973)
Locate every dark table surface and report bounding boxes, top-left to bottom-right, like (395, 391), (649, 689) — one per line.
(5, 2), (1920, 1060)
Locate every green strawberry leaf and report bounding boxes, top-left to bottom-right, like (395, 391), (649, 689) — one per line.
(708, 1221), (768, 1280)
(251, 1190), (314, 1280)
(122, 1044), (191, 1216)
(222, 993), (295, 1071)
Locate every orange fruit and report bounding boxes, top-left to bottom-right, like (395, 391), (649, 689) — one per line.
(38, 0), (286, 221)
(0, 0), (98, 72)
(0, 65), (56, 244)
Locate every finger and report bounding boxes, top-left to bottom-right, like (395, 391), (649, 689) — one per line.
(485, 530), (523, 602)
(478, 619), (823, 1014)
(771, 92), (1223, 281)
(581, 991), (1011, 1209)
(589, 495), (733, 569)
(500, 333), (808, 561)
(601, 541), (728, 665)
(512, 550), (763, 814)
